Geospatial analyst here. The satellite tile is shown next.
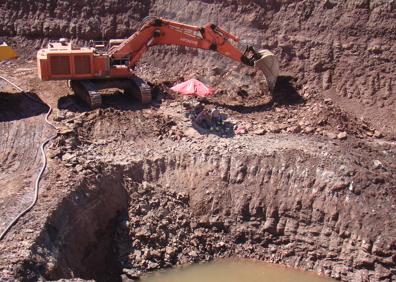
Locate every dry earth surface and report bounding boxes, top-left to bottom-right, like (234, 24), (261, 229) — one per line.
(1, 1), (395, 282)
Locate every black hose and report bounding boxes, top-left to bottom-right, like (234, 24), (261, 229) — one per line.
(0, 76), (58, 240)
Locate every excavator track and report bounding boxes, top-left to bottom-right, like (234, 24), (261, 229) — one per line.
(70, 80), (102, 109)
(69, 77), (151, 109)
(129, 77), (152, 104)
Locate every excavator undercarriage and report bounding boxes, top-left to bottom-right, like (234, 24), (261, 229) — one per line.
(37, 17), (279, 109)
(69, 77), (151, 108)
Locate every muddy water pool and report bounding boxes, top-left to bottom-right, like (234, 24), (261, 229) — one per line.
(141, 259), (336, 282)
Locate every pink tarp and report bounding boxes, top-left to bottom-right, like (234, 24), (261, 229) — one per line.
(170, 79), (214, 97)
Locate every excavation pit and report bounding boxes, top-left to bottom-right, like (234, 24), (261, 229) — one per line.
(1, 1), (395, 281)
(15, 149), (394, 281)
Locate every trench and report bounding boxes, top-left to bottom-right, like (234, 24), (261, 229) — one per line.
(17, 152), (393, 281)
(17, 172), (130, 281)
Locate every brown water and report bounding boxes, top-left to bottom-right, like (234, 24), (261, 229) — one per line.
(141, 259), (337, 282)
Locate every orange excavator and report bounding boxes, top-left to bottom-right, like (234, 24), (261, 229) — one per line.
(37, 17), (279, 108)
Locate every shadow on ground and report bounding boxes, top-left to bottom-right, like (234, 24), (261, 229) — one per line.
(205, 75), (304, 114)
(272, 75), (304, 106)
(0, 92), (48, 122)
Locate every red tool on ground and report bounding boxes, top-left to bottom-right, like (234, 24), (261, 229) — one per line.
(171, 79), (214, 97)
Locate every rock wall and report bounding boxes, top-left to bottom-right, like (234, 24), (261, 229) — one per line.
(134, 150), (395, 281)
(1, 0), (395, 135)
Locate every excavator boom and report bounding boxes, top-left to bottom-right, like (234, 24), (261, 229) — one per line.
(37, 18), (279, 108)
(109, 19), (246, 66)
(109, 18), (278, 89)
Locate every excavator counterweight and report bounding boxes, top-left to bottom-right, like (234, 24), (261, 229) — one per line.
(37, 18), (279, 108)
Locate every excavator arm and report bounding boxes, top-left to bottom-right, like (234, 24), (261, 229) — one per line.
(109, 18), (279, 90)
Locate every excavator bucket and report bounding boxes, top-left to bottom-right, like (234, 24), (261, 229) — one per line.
(254, 50), (279, 92)
(0, 41), (17, 61)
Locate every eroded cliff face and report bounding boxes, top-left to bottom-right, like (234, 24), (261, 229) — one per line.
(1, 0), (395, 136)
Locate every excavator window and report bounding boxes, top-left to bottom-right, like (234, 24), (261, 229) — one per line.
(111, 58), (129, 67)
